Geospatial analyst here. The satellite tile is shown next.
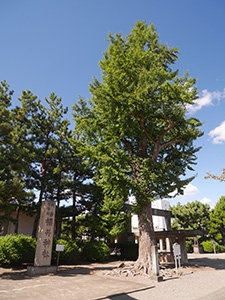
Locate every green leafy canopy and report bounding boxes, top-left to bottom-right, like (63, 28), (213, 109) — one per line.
(210, 196), (225, 245)
(73, 21), (203, 214)
(170, 201), (210, 232)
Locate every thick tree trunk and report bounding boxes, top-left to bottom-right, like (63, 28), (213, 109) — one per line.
(55, 220), (61, 237)
(136, 201), (157, 275)
(55, 202), (61, 238)
(71, 189), (76, 240)
(55, 176), (62, 238)
(14, 205), (20, 234)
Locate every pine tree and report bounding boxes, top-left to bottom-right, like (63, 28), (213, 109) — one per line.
(0, 81), (34, 229)
(170, 201), (210, 232)
(15, 91), (71, 236)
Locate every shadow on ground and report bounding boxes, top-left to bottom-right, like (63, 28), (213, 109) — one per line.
(0, 268), (31, 281)
(0, 263), (116, 280)
(188, 257), (225, 270)
(56, 264), (116, 277)
(94, 286), (155, 300)
(1, 254), (225, 282)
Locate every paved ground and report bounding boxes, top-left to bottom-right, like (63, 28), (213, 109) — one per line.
(1, 253), (225, 300)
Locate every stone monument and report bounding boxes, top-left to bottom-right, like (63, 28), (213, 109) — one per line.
(27, 200), (57, 275)
(193, 237), (203, 254)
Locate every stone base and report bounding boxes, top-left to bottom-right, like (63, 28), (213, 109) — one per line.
(193, 245), (203, 254)
(27, 265), (57, 276)
(158, 253), (174, 263)
(150, 275), (164, 282)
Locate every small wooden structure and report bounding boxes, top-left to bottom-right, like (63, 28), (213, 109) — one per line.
(155, 229), (204, 264)
(132, 208), (205, 265)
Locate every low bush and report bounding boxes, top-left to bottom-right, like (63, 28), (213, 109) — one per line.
(201, 240), (225, 253)
(0, 234), (36, 266)
(52, 238), (79, 264)
(186, 239), (193, 253)
(118, 242), (138, 261)
(82, 241), (110, 262)
(219, 245), (225, 252)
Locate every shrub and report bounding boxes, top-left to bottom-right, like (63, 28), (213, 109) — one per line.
(52, 238), (79, 264)
(201, 240), (214, 253)
(186, 239), (193, 253)
(0, 234), (36, 266)
(219, 245), (225, 252)
(201, 240), (225, 253)
(118, 242), (138, 261)
(82, 241), (110, 262)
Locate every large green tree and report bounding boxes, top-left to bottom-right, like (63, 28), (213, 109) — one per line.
(170, 201), (210, 232)
(1, 81), (122, 241)
(73, 21), (202, 274)
(209, 196), (225, 245)
(0, 81), (34, 229)
(14, 90), (73, 237)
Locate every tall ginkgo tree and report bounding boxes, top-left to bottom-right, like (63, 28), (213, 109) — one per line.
(73, 21), (203, 274)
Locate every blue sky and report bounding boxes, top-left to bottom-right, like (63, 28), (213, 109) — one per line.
(1, 0), (225, 208)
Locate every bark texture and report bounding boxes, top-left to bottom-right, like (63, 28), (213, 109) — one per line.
(136, 201), (156, 275)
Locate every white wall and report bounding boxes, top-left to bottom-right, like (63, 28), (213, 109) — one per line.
(152, 199), (170, 230)
(131, 199), (170, 231)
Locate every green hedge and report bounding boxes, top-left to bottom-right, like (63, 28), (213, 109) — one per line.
(52, 238), (79, 264)
(0, 235), (79, 266)
(201, 240), (225, 253)
(82, 241), (110, 262)
(0, 234), (36, 266)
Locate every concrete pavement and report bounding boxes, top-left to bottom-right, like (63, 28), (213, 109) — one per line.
(1, 254), (225, 300)
(0, 263), (154, 300)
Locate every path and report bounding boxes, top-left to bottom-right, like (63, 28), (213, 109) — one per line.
(0, 253), (225, 300)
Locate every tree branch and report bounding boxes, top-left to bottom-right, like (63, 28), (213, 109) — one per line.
(157, 116), (176, 145)
(139, 114), (155, 145)
(152, 116), (182, 161)
(121, 138), (133, 156)
(161, 139), (183, 149)
(121, 138), (139, 176)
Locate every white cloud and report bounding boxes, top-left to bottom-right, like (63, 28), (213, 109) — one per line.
(182, 183), (199, 196)
(128, 195), (136, 205)
(200, 197), (212, 204)
(210, 202), (216, 209)
(188, 89), (225, 114)
(168, 189), (178, 197)
(208, 120), (225, 144)
(169, 183), (199, 197)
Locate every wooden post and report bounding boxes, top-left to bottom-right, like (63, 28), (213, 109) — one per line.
(165, 216), (172, 253)
(178, 236), (188, 264)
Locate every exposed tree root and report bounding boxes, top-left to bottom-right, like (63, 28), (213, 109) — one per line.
(102, 261), (193, 279)
(103, 261), (154, 278)
(103, 262), (144, 278)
